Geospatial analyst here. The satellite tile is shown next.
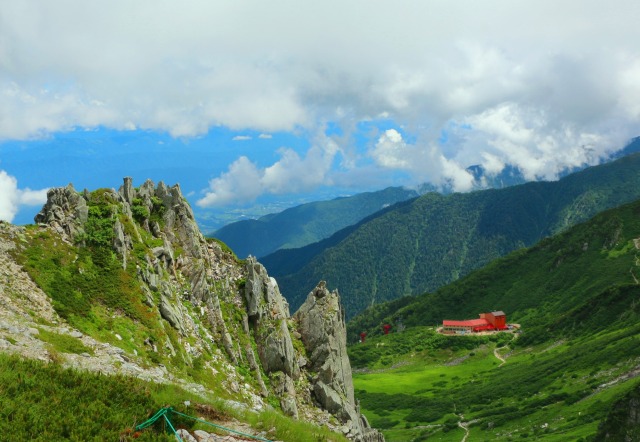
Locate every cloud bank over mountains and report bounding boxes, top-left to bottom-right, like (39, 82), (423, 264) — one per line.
(1, 1), (639, 211)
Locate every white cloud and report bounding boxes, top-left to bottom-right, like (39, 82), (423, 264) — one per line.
(197, 137), (341, 207)
(232, 135), (252, 141)
(460, 102), (620, 181)
(618, 55), (640, 120)
(1, 0), (640, 198)
(371, 129), (475, 191)
(258, 134), (272, 139)
(0, 170), (48, 222)
(196, 157), (263, 207)
(371, 129), (413, 169)
(1, 1), (638, 139)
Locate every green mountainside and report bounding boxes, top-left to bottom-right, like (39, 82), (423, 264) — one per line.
(268, 153), (640, 318)
(348, 195), (640, 339)
(213, 187), (418, 258)
(344, 196), (640, 441)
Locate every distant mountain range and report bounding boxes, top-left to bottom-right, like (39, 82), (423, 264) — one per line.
(213, 137), (640, 262)
(347, 192), (640, 339)
(212, 186), (419, 258)
(264, 151), (640, 318)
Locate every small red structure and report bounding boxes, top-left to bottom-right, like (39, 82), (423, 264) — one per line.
(481, 311), (507, 329)
(442, 311), (508, 334)
(383, 324), (392, 335)
(360, 332), (367, 343)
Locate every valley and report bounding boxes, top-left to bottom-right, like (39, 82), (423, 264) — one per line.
(342, 192), (640, 441)
(349, 326), (640, 441)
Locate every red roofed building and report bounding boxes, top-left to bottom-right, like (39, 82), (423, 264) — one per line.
(442, 311), (508, 334)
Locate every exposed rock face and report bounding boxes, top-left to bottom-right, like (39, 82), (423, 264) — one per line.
(244, 257), (291, 322)
(34, 184), (88, 242)
(244, 257), (299, 417)
(17, 178), (383, 441)
(295, 282), (385, 442)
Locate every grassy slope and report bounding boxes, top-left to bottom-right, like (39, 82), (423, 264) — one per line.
(346, 197), (640, 441)
(0, 353), (347, 442)
(275, 153), (640, 318)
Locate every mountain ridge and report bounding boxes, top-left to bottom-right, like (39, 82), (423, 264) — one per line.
(213, 186), (419, 258)
(213, 137), (640, 262)
(266, 152), (640, 318)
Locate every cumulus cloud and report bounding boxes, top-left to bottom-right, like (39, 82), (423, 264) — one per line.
(1, 1), (638, 138)
(232, 135), (252, 141)
(1, 1), (640, 201)
(371, 129), (475, 191)
(197, 138), (341, 207)
(0, 171), (48, 222)
(196, 157), (263, 208)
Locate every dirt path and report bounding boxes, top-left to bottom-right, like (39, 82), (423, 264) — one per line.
(458, 418), (469, 442)
(494, 347), (507, 367)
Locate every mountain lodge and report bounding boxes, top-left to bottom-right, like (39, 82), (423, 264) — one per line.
(442, 311), (508, 334)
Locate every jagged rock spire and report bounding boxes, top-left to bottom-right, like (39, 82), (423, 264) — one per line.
(295, 282), (385, 442)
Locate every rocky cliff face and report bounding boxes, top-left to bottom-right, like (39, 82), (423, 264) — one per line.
(2, 178), (383, 441)
(295, 282), (384, 441)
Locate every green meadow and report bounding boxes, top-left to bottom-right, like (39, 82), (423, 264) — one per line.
(351, 326), (640, 441)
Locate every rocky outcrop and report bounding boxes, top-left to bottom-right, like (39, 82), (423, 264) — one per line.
(244, 257), (291, 322)
(295, 282), (385, 442)
(34, 184), (88, 242)
(244, 259), (297, 374)
(244, 257), (300, 417)
(18, 178), (383, 441)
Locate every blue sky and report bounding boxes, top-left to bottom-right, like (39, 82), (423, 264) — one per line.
(2, 124), (409, 228)
(1, 1), (639, 227)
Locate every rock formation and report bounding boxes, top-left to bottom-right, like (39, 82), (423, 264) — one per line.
(0, 178), (384, 441)
(295, 282), (385, 442)
(34, 184), (88, 241)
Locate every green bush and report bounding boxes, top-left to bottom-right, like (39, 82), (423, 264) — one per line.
(37, 329), (94, 355)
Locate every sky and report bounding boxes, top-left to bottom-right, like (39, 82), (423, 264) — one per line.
(1, 1), (640, 227)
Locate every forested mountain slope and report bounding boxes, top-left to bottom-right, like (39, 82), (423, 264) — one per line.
(348, 195), (640, 341)
(346, 196), (640, 441)
(213, 187), (418, 258)
(271, 153), (640, 318)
